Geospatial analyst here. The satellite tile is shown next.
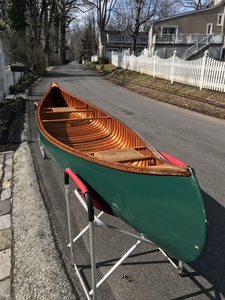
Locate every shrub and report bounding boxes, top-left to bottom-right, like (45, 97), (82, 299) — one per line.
(98, 56), (109, 65)
(9, 84), (22, 94)
(9, 70), (40, 94)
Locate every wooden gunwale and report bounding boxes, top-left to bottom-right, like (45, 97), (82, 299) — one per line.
(40, 127), (191, 174)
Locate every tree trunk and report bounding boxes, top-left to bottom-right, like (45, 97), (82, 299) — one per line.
(60, 16), (66, 64)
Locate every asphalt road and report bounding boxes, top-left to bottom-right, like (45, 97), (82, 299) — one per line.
(28, 62), (225, 299)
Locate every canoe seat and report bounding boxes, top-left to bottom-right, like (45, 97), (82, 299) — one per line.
(94, 148), (154, 163)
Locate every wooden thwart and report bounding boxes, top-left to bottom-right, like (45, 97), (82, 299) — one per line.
(43, 107), (93, 113)
(42, 106), (90, 112)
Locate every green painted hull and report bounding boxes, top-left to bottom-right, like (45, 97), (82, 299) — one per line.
(39, 131), (207, 262)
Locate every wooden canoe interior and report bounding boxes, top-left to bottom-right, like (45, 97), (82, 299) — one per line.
(38, 84), (191, 175)
(41, 106), (158, 167)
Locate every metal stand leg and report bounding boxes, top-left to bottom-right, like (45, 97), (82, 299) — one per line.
(34, 103), (47, 159)
(65, 169), (97, 299)
(178, 260), (184, 276)
(65, 183), (75, 266)
(89, 220), (97, 298)
(64, 168), (185, 299)
(37, 133), (46, 158)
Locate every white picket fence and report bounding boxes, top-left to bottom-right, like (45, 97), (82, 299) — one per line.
(111, 49), (225, 92)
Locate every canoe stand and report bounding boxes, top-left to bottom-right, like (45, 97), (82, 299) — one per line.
(64, 168), (184, 300)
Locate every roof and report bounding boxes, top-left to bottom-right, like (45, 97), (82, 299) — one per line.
(150, 0), (225, 24)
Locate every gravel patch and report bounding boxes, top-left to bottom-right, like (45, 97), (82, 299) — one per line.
(12, 142), (77, 299)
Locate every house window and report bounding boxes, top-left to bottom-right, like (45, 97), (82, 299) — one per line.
(137, 37), (147, 43)
(109, 36), (116, 42)
(124, 36), (131, 43)
(206, 23), (213, 34)
(217, 14), (224, 26)
(116, 37), (122, 42)
(162, 26), (177, 35)
(107, 49), (118, 52)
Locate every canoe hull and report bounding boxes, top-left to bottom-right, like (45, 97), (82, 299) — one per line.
(39, 131), (207, 263)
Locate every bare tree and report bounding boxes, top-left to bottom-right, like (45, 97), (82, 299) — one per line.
(22, 0), (80, 65)
(40, 0), (56, 65)
(68, 24), (84, 61)
(174, 0), (212, 10)
(53, 0), (79, 63)
(81, 0), (117, 56)
(81, 0), (117, 30)
(155, 0), (180, 19)
(4, 0), (80, 69)
(111, 0), (159, 53)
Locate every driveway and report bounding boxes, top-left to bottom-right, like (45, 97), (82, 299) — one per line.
(25, 61), (225, 299)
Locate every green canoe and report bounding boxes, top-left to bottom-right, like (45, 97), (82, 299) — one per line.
(36, 82), (208, 263)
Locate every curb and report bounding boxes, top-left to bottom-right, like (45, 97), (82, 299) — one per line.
(0, 151), (14, 300)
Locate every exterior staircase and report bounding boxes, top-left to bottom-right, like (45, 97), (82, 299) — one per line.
(185, 34), (213, 60)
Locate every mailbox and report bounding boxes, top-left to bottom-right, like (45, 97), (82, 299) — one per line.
(10, 65), (25, 72)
